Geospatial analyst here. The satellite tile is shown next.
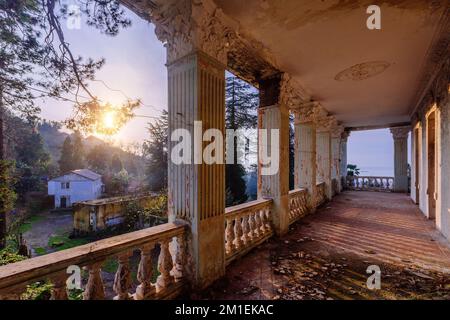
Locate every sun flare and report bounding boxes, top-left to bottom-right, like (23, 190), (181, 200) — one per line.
(102, 111), (116, 129)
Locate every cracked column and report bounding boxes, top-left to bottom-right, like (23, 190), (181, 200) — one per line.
(293, 109), (317, 211)
(257, 74), (290, 236)
(340, 131), (350, 190)
(390, 126), (411, 193)
(331, 125), (344, 194)
(317, 128), (332, 200)
(151, 0), (233, 288)
(435, 68), (450, 239)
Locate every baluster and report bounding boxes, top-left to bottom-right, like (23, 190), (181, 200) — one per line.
(233, 215), (243, 250)
(83, 262), (105, 300)
(241, 214), (250, 245)
(262, 208), (270, 234)
(225, 217), (235, 254)
(255, 209), (263, 237)
(248, 211), (256, 241)
(156, 239), (174, 292)
(50, 272), (68, 300)
(171, 234), (186, 282)
(113, 252), (133, 300)
(135, 244), (155, 300)
(295, 197), (300, 217)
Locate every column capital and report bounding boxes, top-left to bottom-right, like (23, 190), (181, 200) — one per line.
(150, 0), (236, 65)
(330, 121), (345, 138)
(390, 126), (411, 139)
(293, 101), (327, 125)
(341, 130), (351, 142)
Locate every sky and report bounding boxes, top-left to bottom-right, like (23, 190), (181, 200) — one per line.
(347, 129), (411, 176)
(39, 5), (167, 147)
(37, 4), (407, 176)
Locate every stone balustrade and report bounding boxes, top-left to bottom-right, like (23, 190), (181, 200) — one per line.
(288, 188), (309, 224)
(315, 182), (327, 206)
(224, 199), (273, 265)
(0, 222), (186, 300)
(345, 176), (394, 192)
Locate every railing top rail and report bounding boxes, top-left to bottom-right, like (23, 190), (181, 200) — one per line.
(289, 188), (307, 196)
(0, 222), (186, 290)
(225, 198), (272, 217)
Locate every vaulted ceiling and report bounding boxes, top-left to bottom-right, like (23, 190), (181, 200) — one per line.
(214, 0), (449, 128)
(122, 0), (449, 129)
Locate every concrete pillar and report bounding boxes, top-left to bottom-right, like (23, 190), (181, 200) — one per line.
(316, 130), (332, 199)
(390, 127), (410, 193)
(167, 52), (226, 289)
(294, 120), (317, 210)
(257, 74), (290, 236)
(331, 136), (341, 194)
(436, 91), (450, 239)
(340, 131), (350, 189)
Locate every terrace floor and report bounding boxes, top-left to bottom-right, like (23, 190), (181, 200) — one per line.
(199, 191), (450, 300)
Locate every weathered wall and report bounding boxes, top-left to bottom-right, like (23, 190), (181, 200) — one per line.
(413, 57), (449, 239)
(73, 195), (156, 233)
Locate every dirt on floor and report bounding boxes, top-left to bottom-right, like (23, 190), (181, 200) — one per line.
(197, 191), (450, 300)
(197, 229), (450, 300)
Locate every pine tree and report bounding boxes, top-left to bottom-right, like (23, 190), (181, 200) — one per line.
(225, 75), (258, 206)
(58, 137), (74, 174)
(71, 132), (84, 169)
(143, 110), (168, 191)
(0, 0), (133, 248)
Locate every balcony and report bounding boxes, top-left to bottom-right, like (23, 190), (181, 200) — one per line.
(2, 182), (449, 300)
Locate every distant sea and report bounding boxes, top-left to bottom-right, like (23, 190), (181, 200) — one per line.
(357, 166), (394, 177)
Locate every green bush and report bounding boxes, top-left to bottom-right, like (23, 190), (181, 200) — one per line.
(21, 281), (53, 300)
(0, 249), (27, 266)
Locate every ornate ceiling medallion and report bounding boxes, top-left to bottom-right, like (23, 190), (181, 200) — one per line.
(335, 61), (390, 81)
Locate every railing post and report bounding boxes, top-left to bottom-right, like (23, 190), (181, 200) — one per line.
(156, 239), (175, 292)
(83, 262), (105, 300)
(135, 244), (156, 300)
(113, 252), (133, 300)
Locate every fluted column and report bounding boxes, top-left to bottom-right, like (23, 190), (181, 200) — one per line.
(294, 119), (317, 210)
(331, 137), (341, 194)
(390, 127), (410, 193)
(330, 126), (344, 194)
(436, 75), (450, 239)
(152, 0), (231, 289)
(316, 129), (332, 200)
(340, 131), (350, 189)
(257, 74), (290, 236)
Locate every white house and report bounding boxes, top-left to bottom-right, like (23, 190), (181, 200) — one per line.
(48, 169), (103, 208)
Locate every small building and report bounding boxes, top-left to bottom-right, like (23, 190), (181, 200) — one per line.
(48, 169), (103, 208)
(73, 193), (161, 234)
